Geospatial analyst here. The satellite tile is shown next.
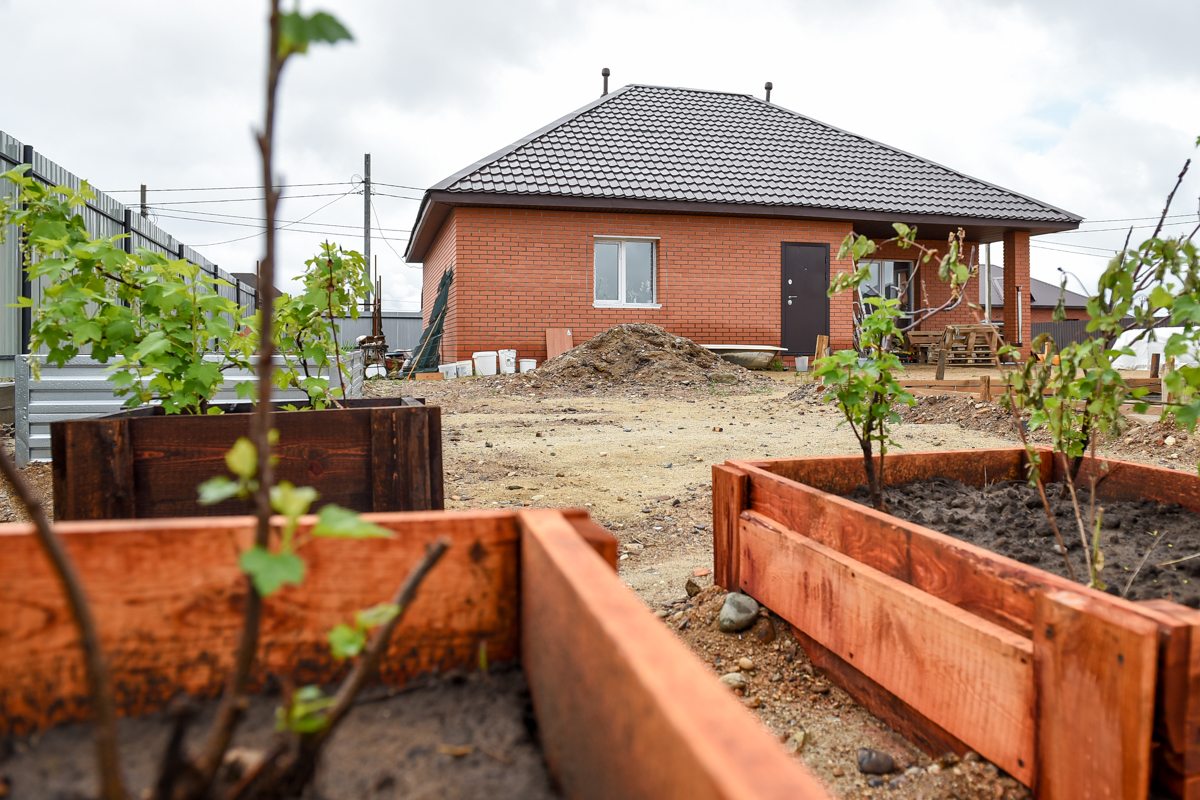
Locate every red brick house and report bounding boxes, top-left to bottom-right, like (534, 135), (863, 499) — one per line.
(404, 84), (1081, 363)
(982, 266), (1091, 324)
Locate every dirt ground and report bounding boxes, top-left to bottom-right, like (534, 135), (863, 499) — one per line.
(4, 347), (1188, 799)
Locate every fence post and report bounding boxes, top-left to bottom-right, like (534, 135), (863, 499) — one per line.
(19, 144), (33, 355)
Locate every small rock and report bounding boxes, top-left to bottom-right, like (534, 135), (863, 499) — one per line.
(888, 776), (907, 789)
(1167, 435), (1177, 446)
(905, 766), (920, 777)
(719, 672), (748, 690)
(785, 730), (806, 754)
(671, 498), (681, 506)
(832, 767), (845, 778)
(623, 543), (643, 554)
(664, 462), (673, 468)
(962, 750), (980, 763)
(485, 442), (493, 447)
(718, 592), (760, 632)
(555, 472), (565, 477)
(693, 567), (712, 577)
(738, 657), (755, 671)
(743, 696), (762, 708)
(710, 373), (738, 385)
(655, 609), (669, 618)
(752, 615), (777, 644)
(927, 763), (942, 776)
(536, 431), (543, 437)
(507, 485), (523, 490)
(713, 426), (723, 431)
(857, 748), (895, 774)
(867, 777), (884, 788)
(685, 578), (702, 597)
(599, 452), (608, 457)
(531, 494), (545, 500)
(451, 494), (462, 501)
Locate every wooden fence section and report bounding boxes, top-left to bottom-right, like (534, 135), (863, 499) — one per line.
(714, 449), (1200, 800)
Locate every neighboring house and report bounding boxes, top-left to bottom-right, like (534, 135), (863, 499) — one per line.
(979, 265), (1090, 323)
(404, 84), (1081, 363)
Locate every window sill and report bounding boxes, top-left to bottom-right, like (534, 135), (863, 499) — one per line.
(593, 302), (662, 310)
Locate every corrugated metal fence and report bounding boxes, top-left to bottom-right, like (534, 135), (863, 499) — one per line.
(1031, 319), (1136, 351)
(0, 131), (258, 379)
(334, 311), (423, 351)
(16, 351), (365, 465)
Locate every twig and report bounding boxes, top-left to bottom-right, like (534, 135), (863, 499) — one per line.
(1153, 159), (1190, 239)
(1007, 397), (1076, 581)
(0, 450), (128, 800)
(326, 247), (347, 403)
(1123, 532), (1167, 599)
(406, 305), (446, 381)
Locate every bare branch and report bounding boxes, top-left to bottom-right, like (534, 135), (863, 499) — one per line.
(0, 450), (128, 800)
(1153, 159), (1191, 239)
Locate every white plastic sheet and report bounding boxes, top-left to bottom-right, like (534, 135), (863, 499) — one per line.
(1110, 328), (1200, 370)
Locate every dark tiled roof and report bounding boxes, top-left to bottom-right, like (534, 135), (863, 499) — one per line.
(433, 85), (1080, 224)
(981, 265), (1090, 308)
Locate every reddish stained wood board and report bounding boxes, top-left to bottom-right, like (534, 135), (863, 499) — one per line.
(738, 512), (1035, 784)
(0, 510), (527, 735)
(520, 509), (831, 800)
(1034, 590), (1158, 800)
(545, 327), (574, 360)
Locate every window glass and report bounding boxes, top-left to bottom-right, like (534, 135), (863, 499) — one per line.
(594, 242), (620, 301)
(624, 241), (654, 304)
(863, 261), (881, 299)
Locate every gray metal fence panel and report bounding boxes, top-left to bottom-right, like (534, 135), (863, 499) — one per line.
(333, 312), (423, 351)
(16, 351), (364, 465)
(0, 130), (258, 379)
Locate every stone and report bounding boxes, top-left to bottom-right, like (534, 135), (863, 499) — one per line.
(710, 373), (738, 385)
(888, 776), (908, 789)
(451, 494), (461, 501)
(857, 748), (895, 774)
(718, 592), (759, 632)
(485, 442), (493, 447)
(506, 485), (523, 490)
(785, 730), (806, 754)
(738, 657), (755, 671)
(867, 777), (884, 788)
(685, 578), (702, 597)
(963, 750), (980, 763)
(752, 616), (777, 644)
(693, 567), (712, 577)
(927, 764), (942, 776)
(719, 672), (748, 690)
(531, 494), (545, 500)
(664, 462), (673, 468)
(831, 767), (845, 778)
(1167, 435), (1177, 446)
(743, 696), (762, 708)
(555, 472), (565, 477)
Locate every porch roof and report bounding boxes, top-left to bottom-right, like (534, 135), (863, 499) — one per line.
(406, 84), (1082, 261)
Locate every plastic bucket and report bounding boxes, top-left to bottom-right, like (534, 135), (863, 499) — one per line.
(795, 356), (809, 373)
(473, 351), (498, 376)
(498, 349), (517, 374)
(519, 358), (537, 373)
(439, 364), (457, 380)
(455, 360), (473, 378)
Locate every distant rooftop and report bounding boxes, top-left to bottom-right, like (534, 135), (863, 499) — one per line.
(981, 265), (1090, 308)
(407, 84), (1082, 261)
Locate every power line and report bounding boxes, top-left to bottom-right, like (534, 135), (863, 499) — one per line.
(154, 206), (410, 233)
(374, 181), (428, 192)
(373, 191), (423, 201)
(371, 201), (420, 268)
(191, 187), (358, 246)
(153, 212), (410, 242)
(104, 181), (354, 193)
(148, 191), (351, 207)
(1060, 218), (1198, 235)
(1031, 243), (1114, 259)
(1078, 212), (1197, 224)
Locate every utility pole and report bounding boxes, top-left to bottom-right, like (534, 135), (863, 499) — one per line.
(363, 153), (371, 300)
(140, 184), (148, 218)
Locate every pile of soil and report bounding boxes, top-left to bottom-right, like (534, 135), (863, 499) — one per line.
(1, 668), (557, 800)
(531, 324), (765, 394)
(896, 396), (1028, 442)
(665, 586), (1029, 799)
(847, 478), (1200, 607)
(1105, 421), (1200, 468)
(0, 460), (54, 523)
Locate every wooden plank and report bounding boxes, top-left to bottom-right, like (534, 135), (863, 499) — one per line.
(0, 510), (521, 735)
(1140, 599), (1200, 774)
(979, 374), (991, 401)
(51, 417), (134, 521)
(935, 346), (947, 379)
(814, 334), (829, 358)
(788, 623), (971, 760)
(371, 406), (400, 510)
(712, 464), (748, 591)
(558, 507), (620, 570)
(1034, 590), (1158, 800)
(546, 327), (573, 360)
(518, 509), (831, 800)
(738, 511), (1035, 783)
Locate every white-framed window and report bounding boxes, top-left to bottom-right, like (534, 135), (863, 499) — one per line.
(593, 237), (660, 308)
(860, 260), (914, 313)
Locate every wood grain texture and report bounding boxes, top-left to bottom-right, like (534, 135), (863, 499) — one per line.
(52, 401), (443, 520)
(558, 509), (619, 569)
(712, 464), (748, 591)
(518, 509), (831, 800)
(0, 510), (520, 735)
(1140, 599), (1200, 774)
(51, 417), (134, 520)
(738, 512), (1035, 783)
(1034, 590), (1158, 800)
(788, 624), (971, 760)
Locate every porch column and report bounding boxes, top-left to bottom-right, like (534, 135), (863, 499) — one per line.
(1002, 230), (1031, 357)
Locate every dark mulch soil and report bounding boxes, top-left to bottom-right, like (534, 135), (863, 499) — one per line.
(847, 478), (1200, 608)
(0, 668), (558, 800)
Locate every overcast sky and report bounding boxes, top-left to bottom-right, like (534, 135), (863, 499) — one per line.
(2, 0), (1198, 311)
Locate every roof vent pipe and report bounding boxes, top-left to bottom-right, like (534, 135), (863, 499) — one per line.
(602, 67), (610, 96)
(764, 81), (773, 103)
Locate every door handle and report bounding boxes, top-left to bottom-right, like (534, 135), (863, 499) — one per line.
(787, 295), (798, 299)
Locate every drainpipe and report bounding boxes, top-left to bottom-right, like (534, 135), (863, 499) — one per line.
(984, 242), (992, 324)
(1016, 286), (1023, 346)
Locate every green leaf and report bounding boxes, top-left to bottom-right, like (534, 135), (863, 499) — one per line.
(239, 546), (305, 596)
(270, 481), (319, 520)
(225, 437), (258, 479)
(197, 476), (244, 505)
(277, 685), (336, 734)
(312, 504), (393, 539)
(355, 602), (400, 629)
(328, 623), (368, 660)
(279, 10), (352, 58)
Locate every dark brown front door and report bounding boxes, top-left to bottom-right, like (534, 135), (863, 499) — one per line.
(781, 243), (829, 355)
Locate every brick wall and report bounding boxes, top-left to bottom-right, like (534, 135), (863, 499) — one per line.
(421, 212), (458, 363)
(866, 238), (988, 330)
(1003, 230), (1032, 356)
(423, 207), (858, 362)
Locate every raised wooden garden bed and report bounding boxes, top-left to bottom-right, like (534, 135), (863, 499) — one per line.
(50, 397), (443, 520)
(714, 448), (1200, 800)
(0, 507), (830, 800)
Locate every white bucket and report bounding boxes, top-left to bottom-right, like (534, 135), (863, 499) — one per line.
(439, 364), (457, 380)
(365, 364), (387, 379)
(455, 360), (473, 378)
(498, 349), (517, 374)
(519, 358), (537, 373)
(473, 351), (498, 376)
(795, 356), (809, 373)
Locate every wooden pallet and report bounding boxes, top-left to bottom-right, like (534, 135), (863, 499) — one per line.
(939, 324), (1003, 367)
(714, 449), (1200, 799)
